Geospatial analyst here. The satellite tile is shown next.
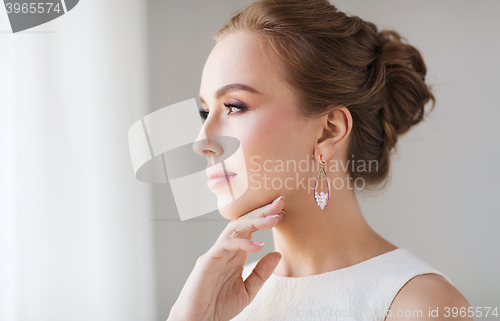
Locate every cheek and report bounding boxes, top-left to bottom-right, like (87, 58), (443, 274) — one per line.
(237, 109), (313, 190)
(240, 108), (301, 159)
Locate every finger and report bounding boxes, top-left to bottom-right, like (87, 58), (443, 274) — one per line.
(225, 210), (285, 239)
(244, 251), (282, 302)
(239, 195), (285, 219)
(208, 237), (266, 259)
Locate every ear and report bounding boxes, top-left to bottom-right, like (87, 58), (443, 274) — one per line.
(313, 106), (352, 162)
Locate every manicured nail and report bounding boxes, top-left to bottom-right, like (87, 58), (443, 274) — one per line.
(266, 214), (280, 219)
(272, 196), (284, 204)
(252, 241), (265, 246)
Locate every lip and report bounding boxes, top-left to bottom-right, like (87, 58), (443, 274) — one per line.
(206, 169), (237, 190)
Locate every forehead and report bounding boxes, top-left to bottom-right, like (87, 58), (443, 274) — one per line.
(199, 31), (284, 102)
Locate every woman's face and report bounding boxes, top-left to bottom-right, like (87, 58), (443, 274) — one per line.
(197, 30), (319, 220)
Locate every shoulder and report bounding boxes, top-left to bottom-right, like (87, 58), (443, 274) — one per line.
(386, 273), (472, 320)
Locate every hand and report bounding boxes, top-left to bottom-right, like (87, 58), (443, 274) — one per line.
(167, 196), (286, 321)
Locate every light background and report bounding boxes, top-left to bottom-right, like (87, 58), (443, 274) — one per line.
(0, 1), (498, 321)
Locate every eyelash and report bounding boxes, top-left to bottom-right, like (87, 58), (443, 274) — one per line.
(199, 102), (247, 120)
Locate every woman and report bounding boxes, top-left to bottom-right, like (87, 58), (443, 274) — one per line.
(168, 0), (472, 320)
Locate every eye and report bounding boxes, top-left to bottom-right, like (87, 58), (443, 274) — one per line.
(199, 109), (209, 120)
(224, 102), (247, 115)
(199, 101), (248, 120)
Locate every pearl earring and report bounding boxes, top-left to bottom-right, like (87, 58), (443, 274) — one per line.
(314, 155), (330, 211)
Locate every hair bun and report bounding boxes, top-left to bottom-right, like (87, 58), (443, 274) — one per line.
(377, 30), (435, 152)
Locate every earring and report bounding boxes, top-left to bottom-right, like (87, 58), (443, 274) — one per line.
(314, 155), (330, 211)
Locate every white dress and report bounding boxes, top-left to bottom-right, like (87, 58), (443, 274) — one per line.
(230, 248), (452, 321)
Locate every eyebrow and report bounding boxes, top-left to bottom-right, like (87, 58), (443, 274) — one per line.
(199, 83), (262, 105)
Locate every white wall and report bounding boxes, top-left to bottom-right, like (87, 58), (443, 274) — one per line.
(0, 1), (156, 320)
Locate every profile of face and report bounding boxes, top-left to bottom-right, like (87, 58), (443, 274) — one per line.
(196, 31), (328, 220)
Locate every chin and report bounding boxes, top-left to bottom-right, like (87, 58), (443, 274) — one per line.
(217, 206), (238, 220)
(216, 190), (258, 220)
(217, 200), (244, 220)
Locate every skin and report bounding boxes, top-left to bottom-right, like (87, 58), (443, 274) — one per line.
(168, 30), (472, 321)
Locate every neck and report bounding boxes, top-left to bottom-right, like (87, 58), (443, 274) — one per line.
(272, 185), (396, 277)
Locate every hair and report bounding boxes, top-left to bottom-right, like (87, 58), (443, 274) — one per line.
(215, 0), (435, 192)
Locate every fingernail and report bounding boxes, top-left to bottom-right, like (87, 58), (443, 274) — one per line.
(272, 196), (284, 204)
(266, 214), (280, 219)
(252, 241), (265, 246)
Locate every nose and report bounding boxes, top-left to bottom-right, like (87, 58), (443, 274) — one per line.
(193, 125), (224, 164)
